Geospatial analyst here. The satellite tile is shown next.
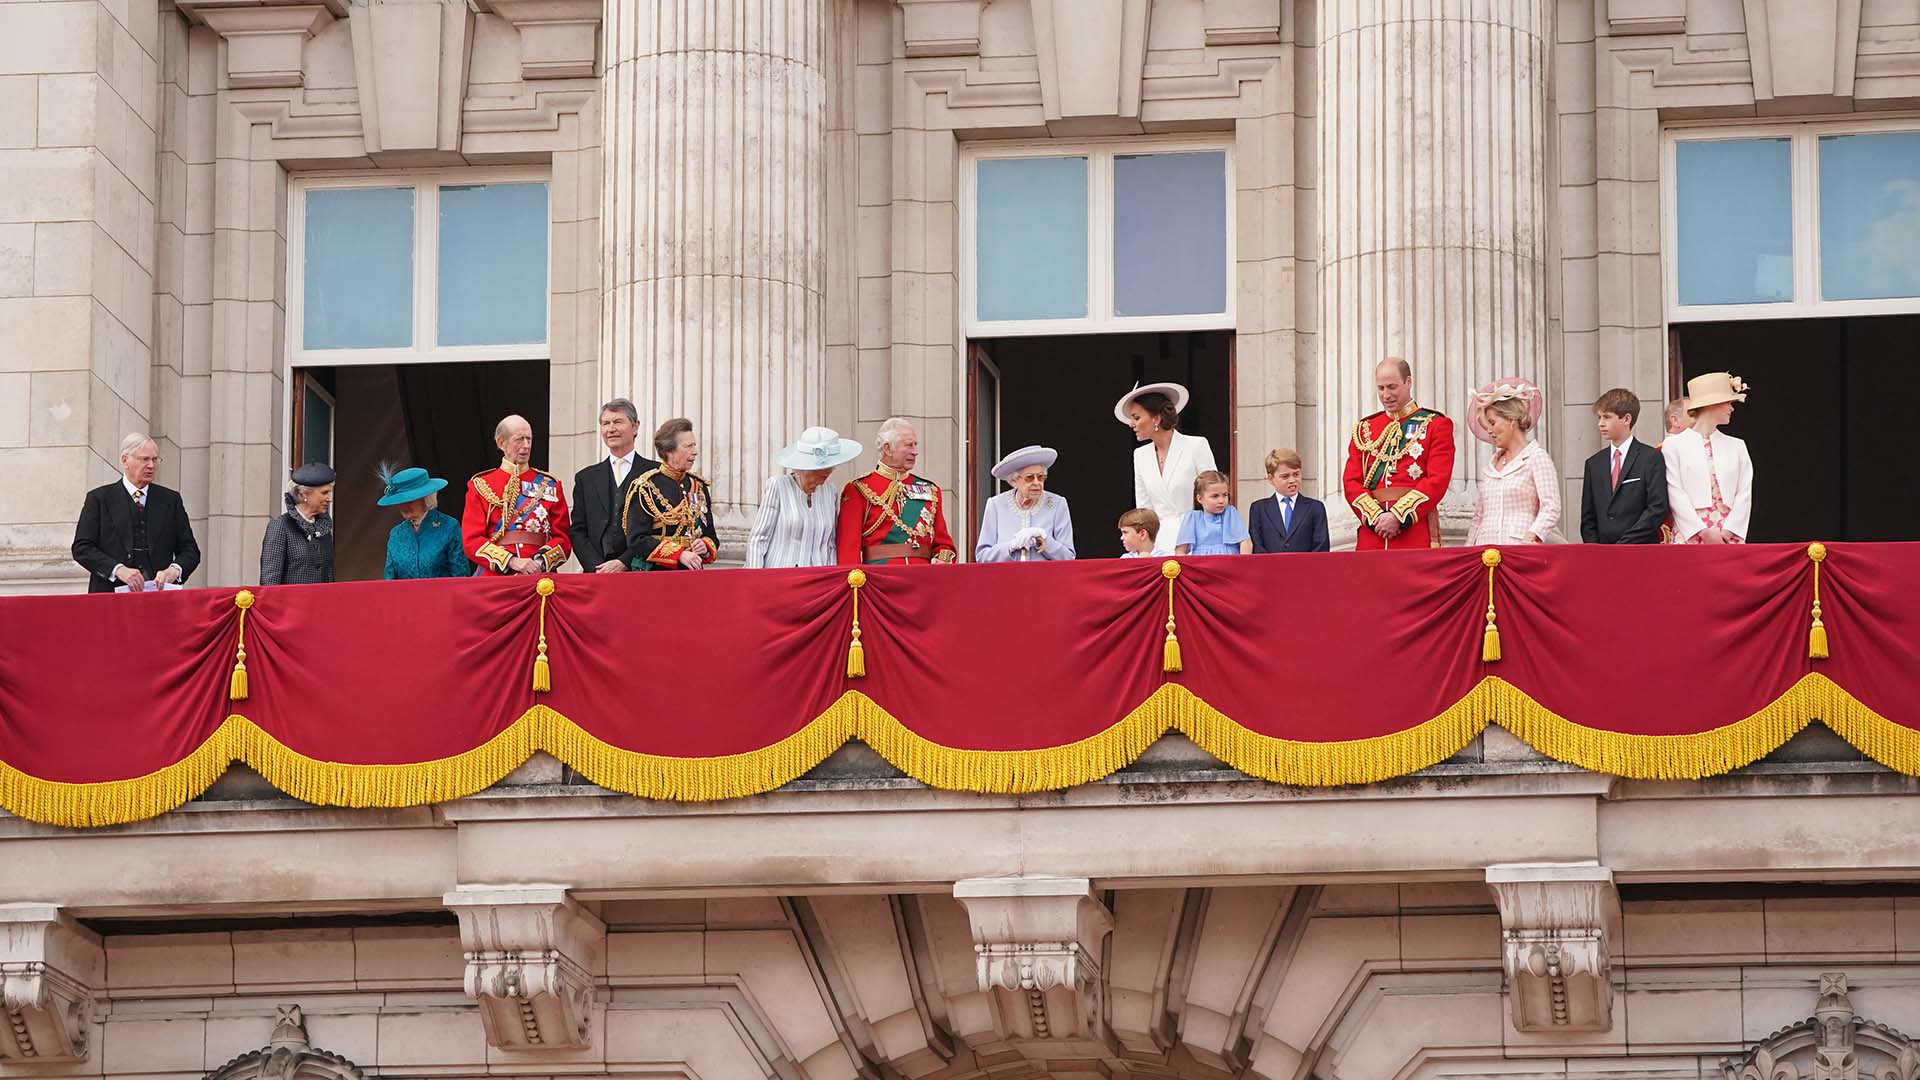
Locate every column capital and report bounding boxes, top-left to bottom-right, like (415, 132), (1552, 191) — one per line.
(0, 903), (103, 1062)
(952, 877), (1114, 1052)
(443, 885), (605, 1052)
(1485, 863), (1618, 1033)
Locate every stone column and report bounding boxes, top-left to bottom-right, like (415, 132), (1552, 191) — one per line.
(600, 0), (827, 541)
(1317, 0), (1553, 529)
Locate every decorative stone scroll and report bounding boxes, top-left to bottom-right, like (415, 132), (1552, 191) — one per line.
(1723, 973), (1920, 1080)
(444, 885), (605, 1051)
(953, 877), (1115, 1055)
(0, 904), (101, 1062)
(1485, 863), (1618, 1033)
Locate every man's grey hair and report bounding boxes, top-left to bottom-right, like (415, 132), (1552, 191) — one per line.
(119, 432), (156, 458)
(600, 398), (638, 424)
(494, 414), (530, 442)
(875, 417), (915, 452)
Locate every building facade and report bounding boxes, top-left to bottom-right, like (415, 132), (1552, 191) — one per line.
(5, 1), (1920, 1078)
(5, 0), (1918, 587)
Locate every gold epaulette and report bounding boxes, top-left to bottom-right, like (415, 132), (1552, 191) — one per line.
(469, 471), (505, 509)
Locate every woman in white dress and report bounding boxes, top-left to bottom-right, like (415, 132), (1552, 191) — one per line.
(1466, 378), (1560, 546)
(1663, 372), (1753, 544)
(1119, 382), (1218, 556)
(745, 426), (864, 568)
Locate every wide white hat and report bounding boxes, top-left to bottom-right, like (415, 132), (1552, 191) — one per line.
(991, 445), (1057, 483)
(1113, 382), (1191, 424)
(774, 426), (863, 471)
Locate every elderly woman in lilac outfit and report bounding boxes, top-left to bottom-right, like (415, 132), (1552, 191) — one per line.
(975, 445), (1075, 562)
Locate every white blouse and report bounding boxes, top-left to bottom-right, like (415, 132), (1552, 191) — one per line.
(1132, 431), (1218, 556)
(744, 473), (840, 568)
(1662, 428), (1754, 541)
(1468, 441), (1561, 546)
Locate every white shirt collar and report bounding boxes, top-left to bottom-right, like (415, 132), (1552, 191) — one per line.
(608, 448), (637, 468)
(121, 476), (145, 499)
(1608, 435), (1635, 456)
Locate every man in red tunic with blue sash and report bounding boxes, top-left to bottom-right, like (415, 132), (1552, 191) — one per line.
(463, 414), (572, 574)
(836, 418), (957, 566)
(1343, 358), (1456, 551)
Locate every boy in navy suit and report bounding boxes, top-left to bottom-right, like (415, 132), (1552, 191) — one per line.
(1580, 388), (1668, 544)
(1249, 448), (1330, 553)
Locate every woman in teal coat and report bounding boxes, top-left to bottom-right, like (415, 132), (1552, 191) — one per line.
(379, 465), (471, 579)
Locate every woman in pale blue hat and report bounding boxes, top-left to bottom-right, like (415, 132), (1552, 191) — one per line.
(378, 464), (469, 579)
(746, 426), (865, 568)
(975, 445), (1075, 562)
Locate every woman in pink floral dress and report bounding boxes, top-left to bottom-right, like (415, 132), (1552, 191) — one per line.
(1662, 372), (1753, 544)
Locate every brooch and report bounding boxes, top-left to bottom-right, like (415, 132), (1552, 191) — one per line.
(1408, 440), (1424, 459)
(1408, 463), (1424, 480)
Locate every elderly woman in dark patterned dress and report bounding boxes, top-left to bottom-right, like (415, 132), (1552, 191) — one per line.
(260, 462), (336, 585)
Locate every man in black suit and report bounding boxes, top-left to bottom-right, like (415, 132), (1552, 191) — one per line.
(1248, 448), (1331, 553)
(570, 398), (658, 572)
(72, 433), (202, 593)
(1580, 388), (1669, 544)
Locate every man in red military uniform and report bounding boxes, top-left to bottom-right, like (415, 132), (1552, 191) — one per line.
(463, 413), (573, 574)
(836, 417), (957, 566)
(1343, 358), (1456, 551)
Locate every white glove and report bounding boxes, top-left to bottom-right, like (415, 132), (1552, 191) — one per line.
(1013, 527), (1045, 551)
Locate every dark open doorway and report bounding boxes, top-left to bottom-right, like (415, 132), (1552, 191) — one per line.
(1671, 313), (1918, 543)
(969, 331), (1233, 559)
(293, 359), (550, 580)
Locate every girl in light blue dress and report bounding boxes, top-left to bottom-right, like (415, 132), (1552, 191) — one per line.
(1175, 470), (1251, 556)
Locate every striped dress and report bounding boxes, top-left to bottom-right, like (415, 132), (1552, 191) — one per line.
(744, 473), (840, 568)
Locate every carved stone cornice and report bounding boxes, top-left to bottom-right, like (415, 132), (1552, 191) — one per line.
(0, 904), (101, 1062)
(1722, 973), (1920, 1080)
(179, 0), (343, 90)
(1201, 0), (1283, 46)
(1030, 0), (1150, 122)
(347, 0), (474, 157)
(470, 0), (601, 80)
(896, 0), (983, 58)
(444, 885), (604, 1052)
(1485, 863), (1618, 1033)
(206, 1005), (366, 1080)
(1606, 0), (1687, 37)
(953, 877), (1114, 1055)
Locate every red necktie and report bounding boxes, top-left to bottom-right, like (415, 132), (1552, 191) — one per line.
(1610, 448), (1621, 491)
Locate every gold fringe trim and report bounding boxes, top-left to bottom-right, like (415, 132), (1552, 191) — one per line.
(3, 675), (1917, 827)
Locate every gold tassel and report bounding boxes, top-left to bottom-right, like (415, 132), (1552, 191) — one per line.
(1807, 543), (1829, 660)
(1161, 560), (1183, 673)
(531, 577), (555, 693)
(846, 570), (867, 678)
(229, 590), (255, 701)
(1480, 548), (1502, 663)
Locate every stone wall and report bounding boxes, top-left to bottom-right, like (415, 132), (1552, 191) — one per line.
(8, 886), (1919, 1077)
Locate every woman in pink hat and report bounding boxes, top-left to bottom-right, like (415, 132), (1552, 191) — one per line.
(1467, 378), (1560, 546)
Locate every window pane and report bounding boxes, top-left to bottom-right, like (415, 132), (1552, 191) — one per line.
(976, 157), (1088, 322)
(301, 384), (332, 466)
(1819, 132), (1920, 302)
(303, 187), (414, 349)
(1114, 151), (1228, 317)
(438, 182), (550, 347)
(1675, 138), (1793, 306)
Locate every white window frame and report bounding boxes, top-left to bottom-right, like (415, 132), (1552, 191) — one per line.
(1663, 116), (1920, 323)
(286, 165), (553, 368)
(961, 137), (1236, 338)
